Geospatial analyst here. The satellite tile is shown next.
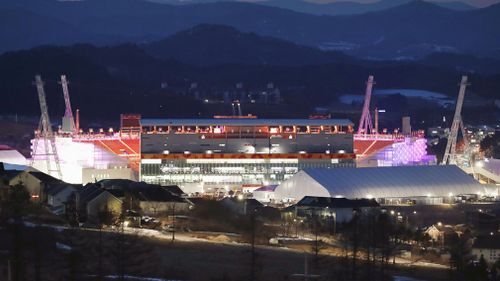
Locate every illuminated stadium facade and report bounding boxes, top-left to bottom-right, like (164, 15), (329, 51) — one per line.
(139, 118), (356, 191)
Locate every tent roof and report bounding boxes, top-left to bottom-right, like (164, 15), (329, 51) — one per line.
(277, 165), (483, 200)
(141, 118), (353, 127)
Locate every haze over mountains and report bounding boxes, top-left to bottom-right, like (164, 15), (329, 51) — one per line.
(2, 0), (500, 59)
(141, 24), (500, 74)
(1, 0), (499, 125)
(155, 0), (477, 14)
(143, 24), (356, 66)
(1, 25), (499, 122)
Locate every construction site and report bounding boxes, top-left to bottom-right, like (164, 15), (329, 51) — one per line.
(9, 73), (494, 200)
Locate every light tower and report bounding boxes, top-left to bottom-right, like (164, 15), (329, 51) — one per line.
(442, 75), (469, 165)
(31, 75), (63, 179)
(357, 75), (375, 135)
(60, 74), (76, 134)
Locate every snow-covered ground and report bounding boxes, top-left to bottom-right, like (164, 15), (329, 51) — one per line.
(340, 89), (454, 106)
(20, 220), (448, 270)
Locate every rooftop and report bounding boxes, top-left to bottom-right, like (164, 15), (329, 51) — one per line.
(473, 235), (500, 249)
(275, 165), (485, 200)
(296, 196), (380, 208)
(254, 185), (278, 192)
(141, 118), (353, 127)
(29, 171), (62, 184)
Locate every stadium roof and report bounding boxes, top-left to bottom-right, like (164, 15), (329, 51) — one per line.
(254, 185), (278, 192)
(141, 118), (353, 127)
(274, 165), (485, 201)
(0, 147), (27, 167)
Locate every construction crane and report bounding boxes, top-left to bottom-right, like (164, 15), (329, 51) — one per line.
(357, 75), (375, 135)
(60, 74), (76, 134)
(442, 75), (469, 165)
(31, 75), (63, 179)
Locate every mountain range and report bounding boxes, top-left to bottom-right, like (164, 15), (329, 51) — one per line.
(143, 24), (355, 66)
(1, 0), (500, 59)
(153, 0), (477, 15)
(140, 24), (500, 75)
(1, 24), (499, 124)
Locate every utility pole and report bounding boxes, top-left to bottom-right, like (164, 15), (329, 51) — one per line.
(31, 75), (63, 179)
(442, 76), (469, 165)
(357, 75), (375, 135)
(171, 202), (176, 243)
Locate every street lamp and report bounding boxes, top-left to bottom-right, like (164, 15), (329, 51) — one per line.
(293, 218), (298, 237)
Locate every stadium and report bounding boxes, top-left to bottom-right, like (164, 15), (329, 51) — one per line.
(139, 117), (356, 193)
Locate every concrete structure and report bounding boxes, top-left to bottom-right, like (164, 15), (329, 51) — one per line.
(31, 136), (136, 184)
(402, 116), (411, 136)
(356, 137), (436, 167)
(475, 158), (500, 186)
(274, 165), (485, 204)
(140, 118), (356, 190)
(472, 235), (500, 265)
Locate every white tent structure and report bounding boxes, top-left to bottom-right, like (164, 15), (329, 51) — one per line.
(274, 165), (485, 203)
(0, 145), (27, 169)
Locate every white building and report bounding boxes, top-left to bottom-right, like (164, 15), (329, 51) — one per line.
(252, 185), (277, 203)
(274, 165), (486, 204)
(0, 145), (27, 169)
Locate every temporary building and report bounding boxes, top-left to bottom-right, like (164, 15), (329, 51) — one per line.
(274, 165), (485, 202)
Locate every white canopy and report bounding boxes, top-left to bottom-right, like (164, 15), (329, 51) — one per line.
(275, 165), (484, 202)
